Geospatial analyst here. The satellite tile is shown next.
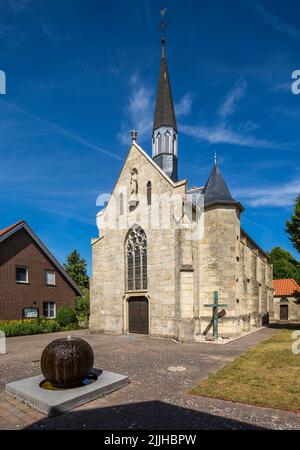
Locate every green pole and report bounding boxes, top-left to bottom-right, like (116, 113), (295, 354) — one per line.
(213, 291), (218, 339)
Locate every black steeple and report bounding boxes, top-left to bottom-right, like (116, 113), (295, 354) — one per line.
(153, 35), (177, 132)
(152, 11), (178, 183)
(204, 162), (243, 211)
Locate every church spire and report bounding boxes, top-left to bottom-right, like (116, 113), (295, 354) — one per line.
(152, 9), (178, 182)
(153, 34), (177, 132)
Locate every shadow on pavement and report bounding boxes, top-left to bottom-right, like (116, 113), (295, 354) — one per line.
(24, 400), (266, 430)
(268, 323), (300, 330)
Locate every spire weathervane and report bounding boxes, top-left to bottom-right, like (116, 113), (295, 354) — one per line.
(158, 8), (168, 53)
(152, 7), (178, 182)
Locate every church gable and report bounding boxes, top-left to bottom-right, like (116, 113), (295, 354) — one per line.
(97, 143), (186, 235)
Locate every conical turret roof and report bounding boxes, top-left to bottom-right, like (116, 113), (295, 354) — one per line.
(204, 163), (243, 211)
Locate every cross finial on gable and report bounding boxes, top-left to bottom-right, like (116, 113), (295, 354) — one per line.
(131, 129), (137, 143)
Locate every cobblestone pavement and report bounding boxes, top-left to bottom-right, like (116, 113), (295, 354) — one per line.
(0, 327), (300, 430)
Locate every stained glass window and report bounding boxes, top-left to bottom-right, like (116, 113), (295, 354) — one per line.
(126, 226), (147, 291)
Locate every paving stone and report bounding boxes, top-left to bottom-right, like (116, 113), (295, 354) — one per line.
(0, 328), (299, 430)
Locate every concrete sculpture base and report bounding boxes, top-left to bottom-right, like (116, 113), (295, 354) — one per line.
(6, 369), (129, 418)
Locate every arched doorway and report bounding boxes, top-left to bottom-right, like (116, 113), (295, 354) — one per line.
(128, 297), (149, 334)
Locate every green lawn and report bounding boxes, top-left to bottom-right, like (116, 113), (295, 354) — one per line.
(192, 329), (300, 412)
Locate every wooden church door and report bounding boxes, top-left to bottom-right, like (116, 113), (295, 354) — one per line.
(128, 297), (149, 334)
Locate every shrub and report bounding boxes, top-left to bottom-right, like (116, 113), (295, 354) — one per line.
(0, 320), (41, 337)
(0, 317), (77, 337)
(39, 318), (61, 333)
(56, 305), (77, 327)
(76, 289), (90, 327)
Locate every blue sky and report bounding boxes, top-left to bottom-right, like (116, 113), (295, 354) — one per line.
(0, 0), (300, 274)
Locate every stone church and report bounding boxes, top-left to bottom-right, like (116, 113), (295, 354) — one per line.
(90, 33), (273, 342)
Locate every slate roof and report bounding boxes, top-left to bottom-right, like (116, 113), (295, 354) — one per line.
(273, 279), (300, 296)
(153, 40), (177, 132)
(204, 163), (243, 211)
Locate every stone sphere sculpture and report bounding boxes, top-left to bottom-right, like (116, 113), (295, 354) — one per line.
(41, 336), (94, 388)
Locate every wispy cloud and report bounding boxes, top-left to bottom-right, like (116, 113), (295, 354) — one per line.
(0, 99), (123, 161)
(1, 1), (70, 44)
(119, 73), (196, 146)
(37, 22), (70, 42)
(234, 178), (300, 207)
(218, 78), (247, 120)
(181, 123), (283, 150)
(242, 0), (300, 39)
(41, 207), (95, 225)
(6, 0), (31, 12)
(175, 92), (197, 117)
(118, 73), (154, 145)
(269, 81), (292, 93)
(181, 78), (285, 150)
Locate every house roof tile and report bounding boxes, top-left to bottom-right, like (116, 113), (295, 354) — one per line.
(272, 278), (300, 296)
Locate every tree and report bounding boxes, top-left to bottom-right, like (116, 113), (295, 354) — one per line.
(268, 247), (300, 285)
(294, 291), (300, 305)
(76, 288), (90, 324)
(286, 195), (300, 253)
(64, 250), (89, 291)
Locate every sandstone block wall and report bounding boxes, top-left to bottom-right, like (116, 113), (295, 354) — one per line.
(90, 143), (273, 342)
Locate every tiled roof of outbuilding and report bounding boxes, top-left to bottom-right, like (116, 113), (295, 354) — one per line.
(273, 279), (300, 296)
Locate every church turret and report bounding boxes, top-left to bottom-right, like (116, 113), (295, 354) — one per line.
(152, 19), (178, 182)
(204, 159), (244, 212)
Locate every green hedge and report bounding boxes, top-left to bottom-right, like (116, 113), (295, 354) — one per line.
(57, 305), (77, 327)
(0, 318), (78, 338)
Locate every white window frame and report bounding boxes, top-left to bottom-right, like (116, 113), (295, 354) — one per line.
(43, 302), (56, 319)
(16, 266), (29, 284)
(45, 270), (56, 286)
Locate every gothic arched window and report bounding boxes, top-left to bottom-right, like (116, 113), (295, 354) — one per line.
(157, 133), (162, 153)
(174, 134), (177, 155)
(126, 226), (147, 291)
(147, 181), (152, 205)
(119, 193), (124, 216)
(165, 131), (171, 153)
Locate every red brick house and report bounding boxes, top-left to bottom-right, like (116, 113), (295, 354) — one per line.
(0, 220), (83, 320)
